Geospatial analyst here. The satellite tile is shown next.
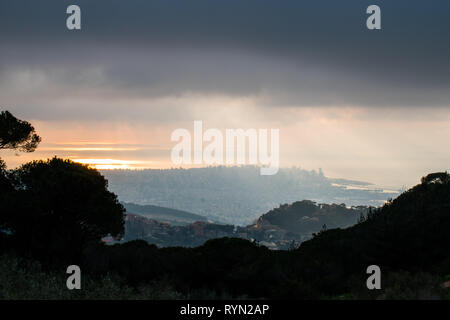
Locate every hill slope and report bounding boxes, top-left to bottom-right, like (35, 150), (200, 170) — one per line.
(1, 172), (449, 299)
(122, 202), (211, 226)
(292, 172), (450, 295)
(102, 166), (398, 225)
(256, 200), (370, 235)
(122, 201), (371, 249)
(95, 172), (450, 299)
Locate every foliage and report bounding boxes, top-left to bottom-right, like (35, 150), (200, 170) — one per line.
(345, 271), (446, 300)
(1, 150), (449, 299)
(77, 172), (450, 299)
(3, 157), (125, 265)
(0, 110), (41, 153)
(257, 200), (368, 235)
(0, 110), (40, 225)
(0, 254), (182, 300)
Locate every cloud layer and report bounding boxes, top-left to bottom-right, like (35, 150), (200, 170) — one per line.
(1, 0), (450, 188)
(1, 0), (450, 119)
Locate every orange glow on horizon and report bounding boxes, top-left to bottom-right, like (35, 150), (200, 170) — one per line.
(73, 158), (147, 170)
(41, 147), (141, 151)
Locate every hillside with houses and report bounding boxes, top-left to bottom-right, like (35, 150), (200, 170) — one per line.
(119, 200), (373, 250)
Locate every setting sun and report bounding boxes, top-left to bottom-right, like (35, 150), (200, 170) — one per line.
(73, 158), (139, 170)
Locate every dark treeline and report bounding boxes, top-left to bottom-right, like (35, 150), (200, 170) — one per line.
(77, 172), (450, 299)
(2, 166), (450, 299)
(0, 110), (449, 299)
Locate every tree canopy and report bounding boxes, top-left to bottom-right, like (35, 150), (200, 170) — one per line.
(0, 111), (124, 264)
(0, 110), (41, 153)
(4, 158), (125, 264)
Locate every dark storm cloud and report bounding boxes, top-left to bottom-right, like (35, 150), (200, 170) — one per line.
(1, 0), (450, 110)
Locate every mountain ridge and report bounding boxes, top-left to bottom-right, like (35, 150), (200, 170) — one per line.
(122, 202), (214, 226)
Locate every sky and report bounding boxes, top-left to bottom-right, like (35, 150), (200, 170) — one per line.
(1, 0), (450, 188)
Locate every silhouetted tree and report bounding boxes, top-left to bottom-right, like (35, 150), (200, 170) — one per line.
(0, 110), (41, 153)
(421, 171), (450, 184)
(0, 159), (12, 231)
(0, 110), (41, 231)
(6, 158), (125, 264)
(357, 212), (366, 224)
(0, 158), (8, 190)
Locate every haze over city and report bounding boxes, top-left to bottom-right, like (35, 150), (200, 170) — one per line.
(1, 0), (450, 188)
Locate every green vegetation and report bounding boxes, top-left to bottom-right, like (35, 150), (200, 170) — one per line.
(7, 171), (446, 300)
(257, 200), (368, 236)
(0, 254), (184, 300)
(1, 158), (125, 265)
